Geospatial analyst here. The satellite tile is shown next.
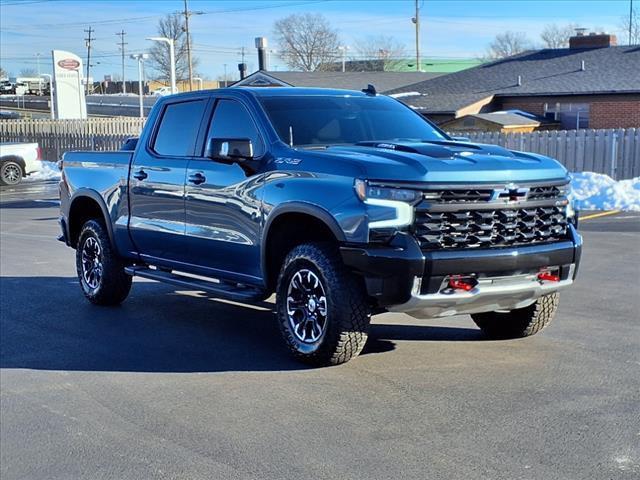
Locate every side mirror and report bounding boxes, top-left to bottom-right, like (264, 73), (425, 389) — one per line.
(207, 138), (253, 163)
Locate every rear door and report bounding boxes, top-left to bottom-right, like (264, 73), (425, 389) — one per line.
(183, 97), (266, 281)
(128, 96), (209, 264)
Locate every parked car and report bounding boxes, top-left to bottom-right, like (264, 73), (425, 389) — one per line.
(151, 86), (173, 96)
(58, 87), (582, 366)
(0, 80), (15, 95)
(0, 142), (42, 186)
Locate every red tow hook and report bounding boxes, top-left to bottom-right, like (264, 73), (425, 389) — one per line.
(537, 271), (560, 282)
(448, 276), (477, 291)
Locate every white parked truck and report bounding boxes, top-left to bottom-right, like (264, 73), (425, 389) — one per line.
(0, 142), (42, 185)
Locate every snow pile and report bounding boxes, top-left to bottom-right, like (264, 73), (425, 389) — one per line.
(570, 172), (640, 212)
(24, 161), (61, 182)
(389, 92), (422, 99)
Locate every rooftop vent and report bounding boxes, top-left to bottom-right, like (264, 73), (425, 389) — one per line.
(569, 32), (617, 49)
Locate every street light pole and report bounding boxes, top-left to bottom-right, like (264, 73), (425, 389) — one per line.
(338, 46), (348, 72)
(193, 76), (203, 90)
(147, 37), (177, 94)
(130, 53), (148, 118)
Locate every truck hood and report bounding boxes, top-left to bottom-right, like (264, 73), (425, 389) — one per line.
(318, 140), (568, 184)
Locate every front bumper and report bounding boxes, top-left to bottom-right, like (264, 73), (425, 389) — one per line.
(341, 224), (582, 318)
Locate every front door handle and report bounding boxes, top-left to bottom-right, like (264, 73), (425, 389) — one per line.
(133, 169), (148, 181)
(188, 172), (206, 185)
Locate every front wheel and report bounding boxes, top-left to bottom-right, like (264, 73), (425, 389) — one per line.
(75, 219), (132, 306)
(276, 243), (372, 366)
(471, 292), (559, 339)
(0, 161), (23, 186)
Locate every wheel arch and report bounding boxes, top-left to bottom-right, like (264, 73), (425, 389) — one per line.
(68, 190), (116, 251)
(261, 203), (346, 292)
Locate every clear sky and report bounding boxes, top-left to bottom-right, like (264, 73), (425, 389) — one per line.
(0, 0), (632, 81)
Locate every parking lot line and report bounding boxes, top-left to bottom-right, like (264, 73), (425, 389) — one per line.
(580, 210), (621, 221)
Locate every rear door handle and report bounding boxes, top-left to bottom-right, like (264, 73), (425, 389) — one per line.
(188, 172), (206, 185)
(133, 169), (148, 181)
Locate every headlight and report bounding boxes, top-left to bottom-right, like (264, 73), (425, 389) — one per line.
(355, 179), (419, 229)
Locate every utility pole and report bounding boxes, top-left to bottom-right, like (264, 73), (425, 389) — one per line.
(412, 0), (420, 72)
(116, 30), (127, 93)
(223, 63), (227, 87)
(84, 26), (94, 95)
(630, 0), (634, 46)
(179, 0), (203, 91)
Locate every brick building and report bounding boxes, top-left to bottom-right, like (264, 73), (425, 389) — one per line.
(385, 33), (640, 129)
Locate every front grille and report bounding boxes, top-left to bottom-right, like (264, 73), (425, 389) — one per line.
(437, 189), (493, 203)
(414, 205), (568, 250)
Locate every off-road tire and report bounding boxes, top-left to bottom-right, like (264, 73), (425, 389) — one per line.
(76, 219), (132, 306)
(0, 161), (23, 186)
(471, 292), (559, 339)
(276, 242), (371, 366)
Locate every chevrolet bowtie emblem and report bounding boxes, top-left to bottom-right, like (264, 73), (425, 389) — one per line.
(492, 185), (530, 202)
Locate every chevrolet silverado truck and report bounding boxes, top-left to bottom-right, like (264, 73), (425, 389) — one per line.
(59, 87), (582, 366)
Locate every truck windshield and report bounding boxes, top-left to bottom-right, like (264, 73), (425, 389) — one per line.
(259, 95), (448, 147)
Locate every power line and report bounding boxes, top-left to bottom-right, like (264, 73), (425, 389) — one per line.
(116, 30), (127, 93)
(84, 26), (94, 95)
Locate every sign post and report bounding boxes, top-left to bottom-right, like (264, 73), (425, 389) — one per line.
(51, 50), (87, 119)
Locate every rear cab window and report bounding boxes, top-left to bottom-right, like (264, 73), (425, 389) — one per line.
(152, 99), (208, 157)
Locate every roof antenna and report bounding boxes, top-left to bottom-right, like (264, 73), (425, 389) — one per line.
(288, 125), (294, 147)
(362, 84), (377, 96)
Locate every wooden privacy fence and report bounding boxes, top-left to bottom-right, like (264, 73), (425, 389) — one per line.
(1, 119), (638, 180)
(0, 118), (145, 161)
(460, 128), (639, 180)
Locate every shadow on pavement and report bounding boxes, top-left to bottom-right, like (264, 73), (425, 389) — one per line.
(0, 276), (483, 373)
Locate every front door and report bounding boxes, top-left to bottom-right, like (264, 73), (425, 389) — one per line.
(184, 98), (266, 282)
(128, 97), (209, 264)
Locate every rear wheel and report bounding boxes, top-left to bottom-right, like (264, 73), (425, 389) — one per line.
(0, 161), (23, 186)
(76, 219), (132, 306)
(471, 292), (559, 339)
(276, 243), (371, 366)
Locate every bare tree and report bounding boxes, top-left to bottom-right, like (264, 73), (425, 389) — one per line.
(485, 31), (533, 59)
(19, 68), (38, 77)
(273, 13), (340, 71)
(148, 14), (199, 82)
(541, 24), (579, 48)
(353, 35), (406, 71)
(0, 66), (8, 79)
(619, 6), (640, 45)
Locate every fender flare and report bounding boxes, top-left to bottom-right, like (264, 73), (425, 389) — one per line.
(260, 202), (346, 279)
(68, 189), (117, 251)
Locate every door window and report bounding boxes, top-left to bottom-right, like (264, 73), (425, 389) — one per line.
(206, 99), (264, 157)
(153, 99), (207, 156)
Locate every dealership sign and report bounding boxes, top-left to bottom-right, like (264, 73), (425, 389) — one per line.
(51, 50), (87, 119)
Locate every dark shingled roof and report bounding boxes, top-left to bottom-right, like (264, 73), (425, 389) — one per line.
(242, 71), (442, 93)
(386, 46), (640, 112)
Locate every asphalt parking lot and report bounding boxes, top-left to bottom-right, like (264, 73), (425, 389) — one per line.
(1, 179), (639, 480)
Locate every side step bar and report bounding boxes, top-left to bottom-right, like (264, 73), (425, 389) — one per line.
(125, 266), (265, 301)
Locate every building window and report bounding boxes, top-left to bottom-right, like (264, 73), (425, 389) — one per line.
(544, 102), (589, 129)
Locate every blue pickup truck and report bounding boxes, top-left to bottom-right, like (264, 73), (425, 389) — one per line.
(59, 87), (582, 366)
